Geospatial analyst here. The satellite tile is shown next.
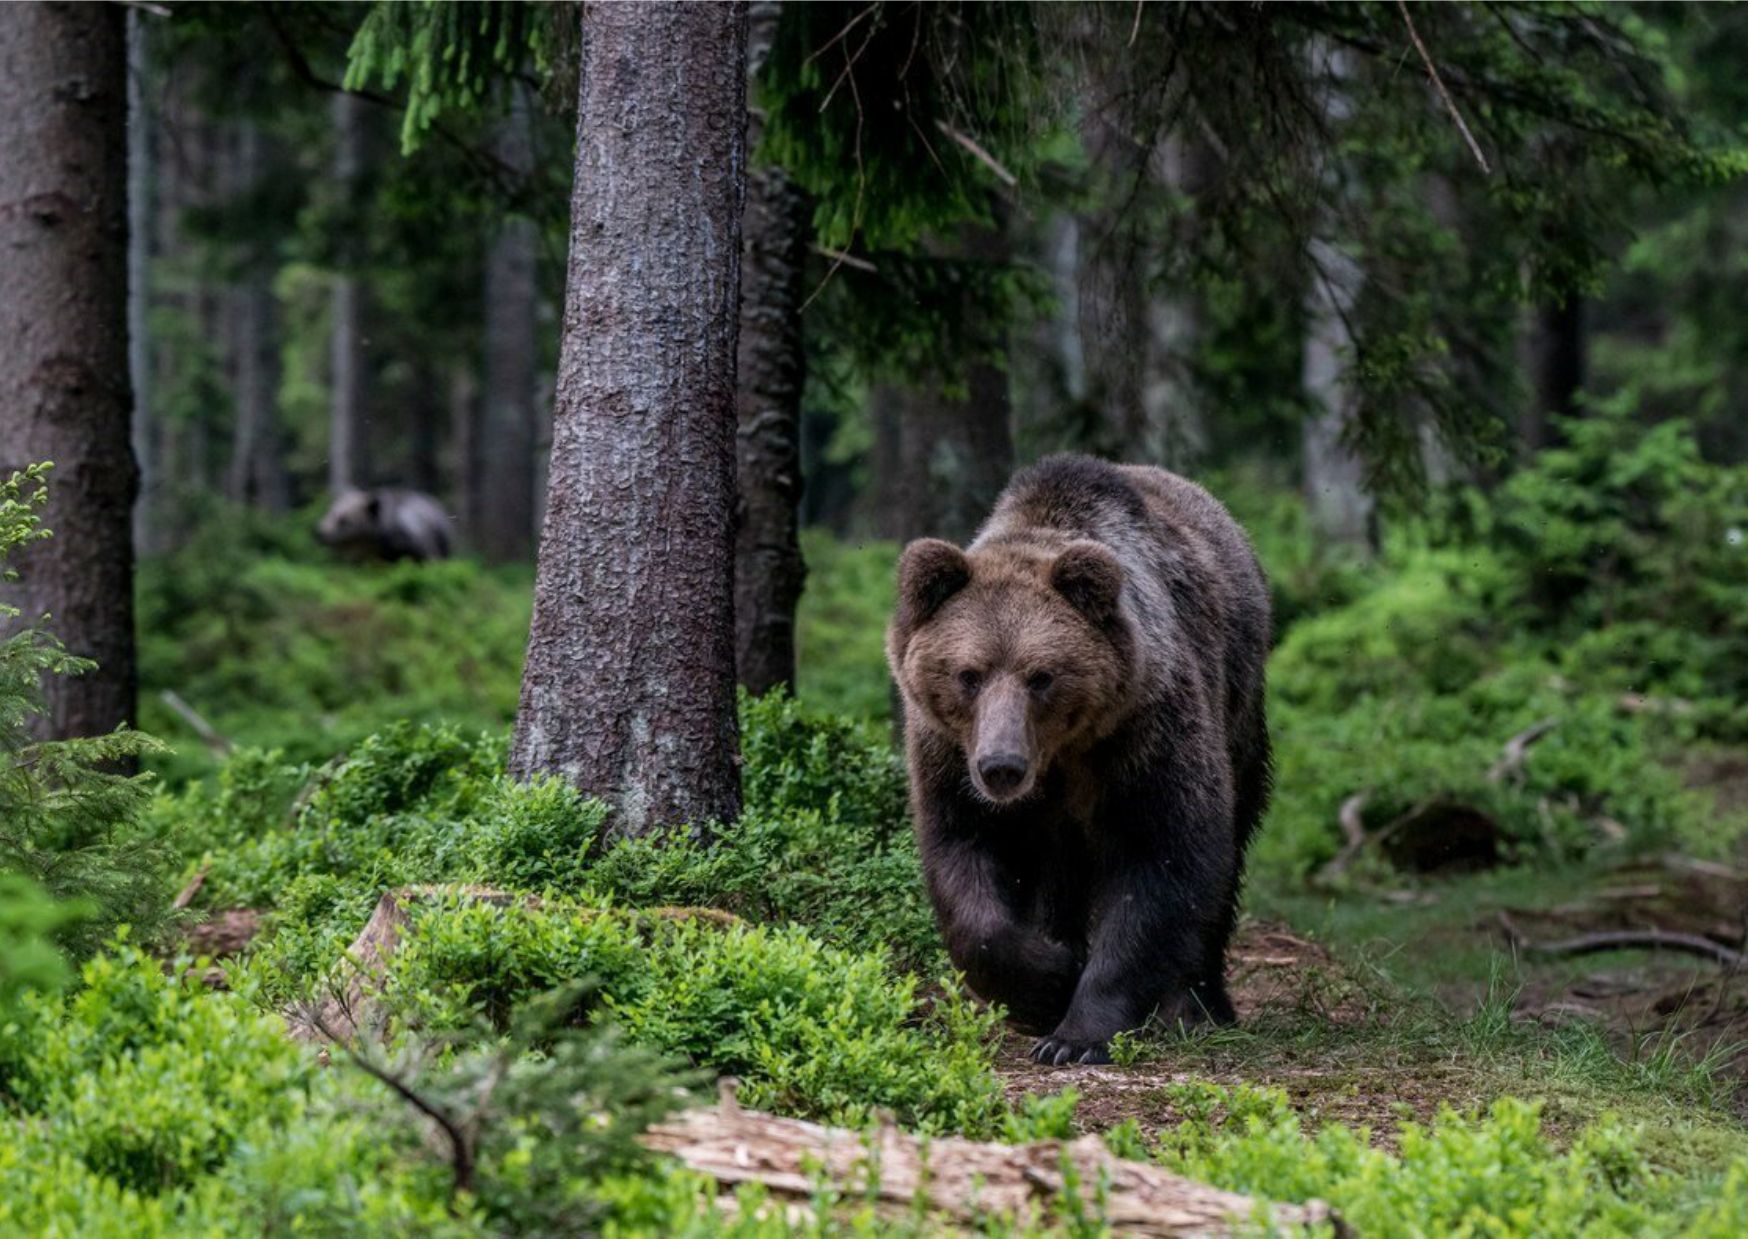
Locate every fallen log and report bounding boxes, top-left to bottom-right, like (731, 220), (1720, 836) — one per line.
(641, 1084), (1338, 1235)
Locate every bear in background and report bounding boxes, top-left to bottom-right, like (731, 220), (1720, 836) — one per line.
(887, 454), (1271, 1065)
(316, 488), (453, 563)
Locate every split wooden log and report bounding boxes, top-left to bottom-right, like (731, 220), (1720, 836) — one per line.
(641, 1088), (1338, 1235)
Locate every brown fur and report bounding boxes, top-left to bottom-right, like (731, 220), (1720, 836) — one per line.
(888, 454), (1272, 1065)
(316, 488), (453, 563)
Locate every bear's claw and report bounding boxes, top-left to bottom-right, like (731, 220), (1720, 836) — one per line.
(1029, 1035), (1110, 1066)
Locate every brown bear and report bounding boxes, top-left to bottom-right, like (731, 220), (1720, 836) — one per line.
(887, 454), (1271, 1065)
(316, 488), (453, 563)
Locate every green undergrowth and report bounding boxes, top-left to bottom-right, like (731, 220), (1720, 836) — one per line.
(1099, 1081), (1748, 1236)
(137, 507), (532, 785)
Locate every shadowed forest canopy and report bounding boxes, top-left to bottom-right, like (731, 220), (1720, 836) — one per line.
(4, 0), (1748, 1232)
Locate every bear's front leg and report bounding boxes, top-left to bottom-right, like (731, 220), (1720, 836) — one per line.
(1031, 845), (1232, 1065)
(926, 832), (1083, 1034)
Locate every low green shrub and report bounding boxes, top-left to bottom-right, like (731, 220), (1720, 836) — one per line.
(368, 895), (1004, 1136)
(1110, 1081), (1748, 1236)
(1, 465), (173, 975)
(137, 511), (531, 784)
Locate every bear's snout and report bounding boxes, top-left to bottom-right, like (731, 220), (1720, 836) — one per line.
(976, 752), (1030, 798)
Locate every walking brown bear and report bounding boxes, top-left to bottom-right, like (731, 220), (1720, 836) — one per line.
(887, 454), (1271, 1065)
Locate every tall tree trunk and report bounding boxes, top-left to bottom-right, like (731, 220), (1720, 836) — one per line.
(865, 383), (906, 540)
(448, 364), (479, 548)
(407, 364), (442, 498)
(127, 8), (153, 554)
(511, 1), (748, 838)
(1523, 296), (1584, 453)
(226, 121), (286, 510)
(897, 219), (1016, 547)
(478, 81), (538, 561)
(0, 2), (138, 740)
(1301, 46), (1374, 551)
(734, 0), (809, 697)
(329, 91), (367, 492)
(1302, 234), (1373, 550)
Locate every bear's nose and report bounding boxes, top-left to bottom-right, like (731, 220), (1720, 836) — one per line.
(977, 753), (1029, 796)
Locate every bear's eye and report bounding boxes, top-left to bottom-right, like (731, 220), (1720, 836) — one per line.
(957, 669), (983, 695)
(1027, 671), (1055, 695)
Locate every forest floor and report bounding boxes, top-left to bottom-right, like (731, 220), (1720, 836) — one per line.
(998, 853), (1748, 1166)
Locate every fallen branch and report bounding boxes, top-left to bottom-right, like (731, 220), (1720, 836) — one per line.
(160, 689), (233, 756)
(1487, 717), (1558, 784)
(642, 1090), (1337, 1234)
(172, 864), (209, 911)
(1513, 927), (1743, 968)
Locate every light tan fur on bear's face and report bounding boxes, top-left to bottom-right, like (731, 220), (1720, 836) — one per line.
(892, 538), (1134, 806)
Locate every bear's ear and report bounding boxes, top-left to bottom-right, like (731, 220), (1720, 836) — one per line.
(365, 493), (382, 521)
(1050, 541), (1124, 626)
(897, 538), (971, 629)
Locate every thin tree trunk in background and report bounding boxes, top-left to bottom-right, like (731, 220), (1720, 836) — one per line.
(329, 91), (367, 492)
(511, 1), (749, 838)
(734, 0), (809, 697)
(407, 362), (441, 497)
(1302, 234), (1373, 550)
(478, 80), (538, 561)
(1524, 296), (1584, 453)
(448, 365), (479, 548)
(127, 8), (153, 555)
(1301, 46), (1374, 552)
(0, 2), (138, 740)
(897, 219), (1016, 547)
(227, 121), (287, 511)
(865, 383), (905, 540)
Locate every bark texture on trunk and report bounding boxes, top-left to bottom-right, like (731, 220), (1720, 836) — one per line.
(0, 1), (139, 739)
(478, 81), (538, 561)
(329, 91), (367, 492)
(511, 1), (749, 838)
(734, 0), (809, 697)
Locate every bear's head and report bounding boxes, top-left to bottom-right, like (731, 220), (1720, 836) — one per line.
(316, 488), (382, 550)
(888, 536), (1137, 805)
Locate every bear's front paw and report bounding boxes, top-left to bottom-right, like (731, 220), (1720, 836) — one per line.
(1029, 1033), (1110, 1067)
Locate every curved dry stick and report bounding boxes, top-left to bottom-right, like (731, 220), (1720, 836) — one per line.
(1487, 717), (1559, 783)
(1521, 930), (1743, 968)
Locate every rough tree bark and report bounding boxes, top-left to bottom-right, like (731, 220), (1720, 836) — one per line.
(734, 0), (810, 697)
(510, 2), (748, 838)
(478, 80), (538, 562)
(329, 90), (367, 492)
(0, 2), (139, 740)
(1301, 45), (1374, 551)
